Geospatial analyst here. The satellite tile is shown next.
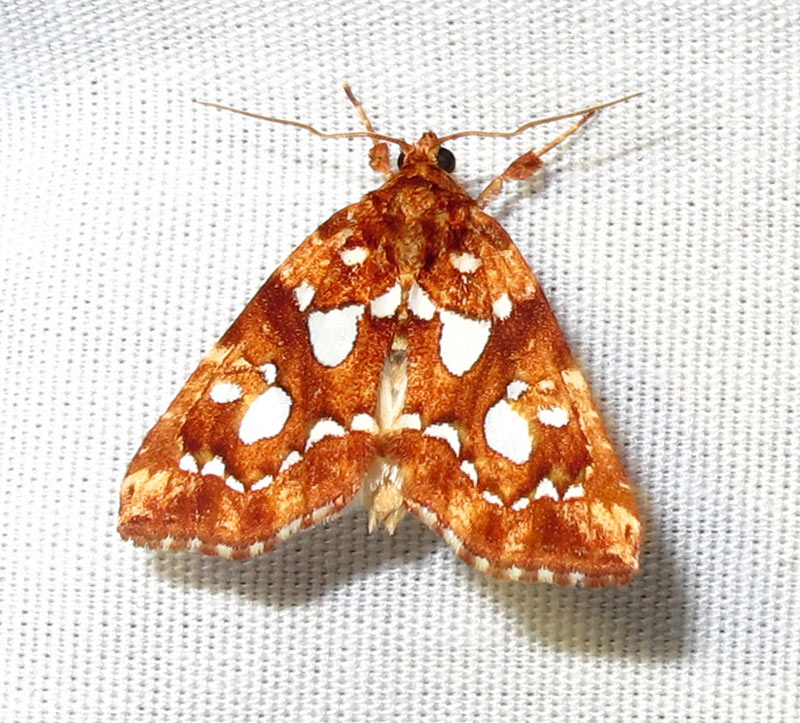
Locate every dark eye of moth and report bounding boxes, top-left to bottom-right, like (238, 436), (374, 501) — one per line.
(397, 147), (456, 172)
(436, 147), (456, 172)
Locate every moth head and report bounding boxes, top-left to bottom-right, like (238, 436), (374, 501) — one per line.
(396, 132), (456, 173)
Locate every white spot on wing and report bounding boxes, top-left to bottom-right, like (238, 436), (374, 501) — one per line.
(482, 490), (504, 506)
(249, 541), (265, 556)
(201, 456), (225, 477)
(261, 363), (277, 384)
(538, 406), (570, 428)
(370, 283), (401, 318)
(225, 476), (245, 493)
(567, 571), (585, 586)
(442, 528), (463, 554)
(511, 497), (530, 511)
(424, 422), (460, 455)
(307, 305), (364, 366)
(179, 453), (199, 473)
(251, 475), (274, 491)
(294, 281), (315, 312)
(305, 418), (347, 450)
(238, 386), (293, 444)
(277, 517), (303, 541)
(506, 566), (523, 581)
(450, 252), (482, 273)
(537, 568), (555, 584)
(409, 282), (436, 320)
(397, 413), (421, 430)
(439, 310), (491, 376)
(340, 246), (369, 266)
(312, 504), (335, 523)
(492, 293), (512, 319)
(460, 460), (478, 483)
(506, 380), (529, 400)
(416, 506), (437, 528)
(351, 413), (378, 433)
(279, 451), (302, 472)
(210, 382), (242, 404)
(534, 477), (559, 501)
(484, 399), (532, 463)
(563, 483), (585, 500)
(473, 556), (490, 572)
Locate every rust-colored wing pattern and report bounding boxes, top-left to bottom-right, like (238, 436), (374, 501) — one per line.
(120, 129), (641, 586)
(119, 202), (399, 558)
(396, 204), (640, 586)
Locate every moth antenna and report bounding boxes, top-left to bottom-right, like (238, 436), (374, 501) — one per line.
(195, 99), (411, 150)
(437, 92), (643, 144)
(342, 82), (393, 179)
(534, 110), (596, 157)
(475, 107), (599, 207)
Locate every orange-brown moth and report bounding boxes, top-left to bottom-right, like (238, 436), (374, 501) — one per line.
(119, 86), (642, 587)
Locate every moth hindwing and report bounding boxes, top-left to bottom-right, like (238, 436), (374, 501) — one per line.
(120, 105), (642, 587)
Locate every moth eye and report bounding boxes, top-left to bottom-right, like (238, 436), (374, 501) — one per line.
(396, 148), (455, 172)
(436, 147), (456, 172)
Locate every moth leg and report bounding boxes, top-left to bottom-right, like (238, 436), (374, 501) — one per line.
(476, 110), (597, 208)
(342, 82), (393, 179)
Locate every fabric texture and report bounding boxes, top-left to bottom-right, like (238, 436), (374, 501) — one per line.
(1, 1), (798, 720)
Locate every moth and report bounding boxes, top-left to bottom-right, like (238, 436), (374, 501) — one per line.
(119, 86), (642, 587)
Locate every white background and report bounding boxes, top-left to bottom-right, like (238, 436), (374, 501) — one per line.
(2, 1), (798, 721)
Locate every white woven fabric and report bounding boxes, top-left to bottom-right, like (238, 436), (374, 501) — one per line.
(2, 1), (798, 721)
